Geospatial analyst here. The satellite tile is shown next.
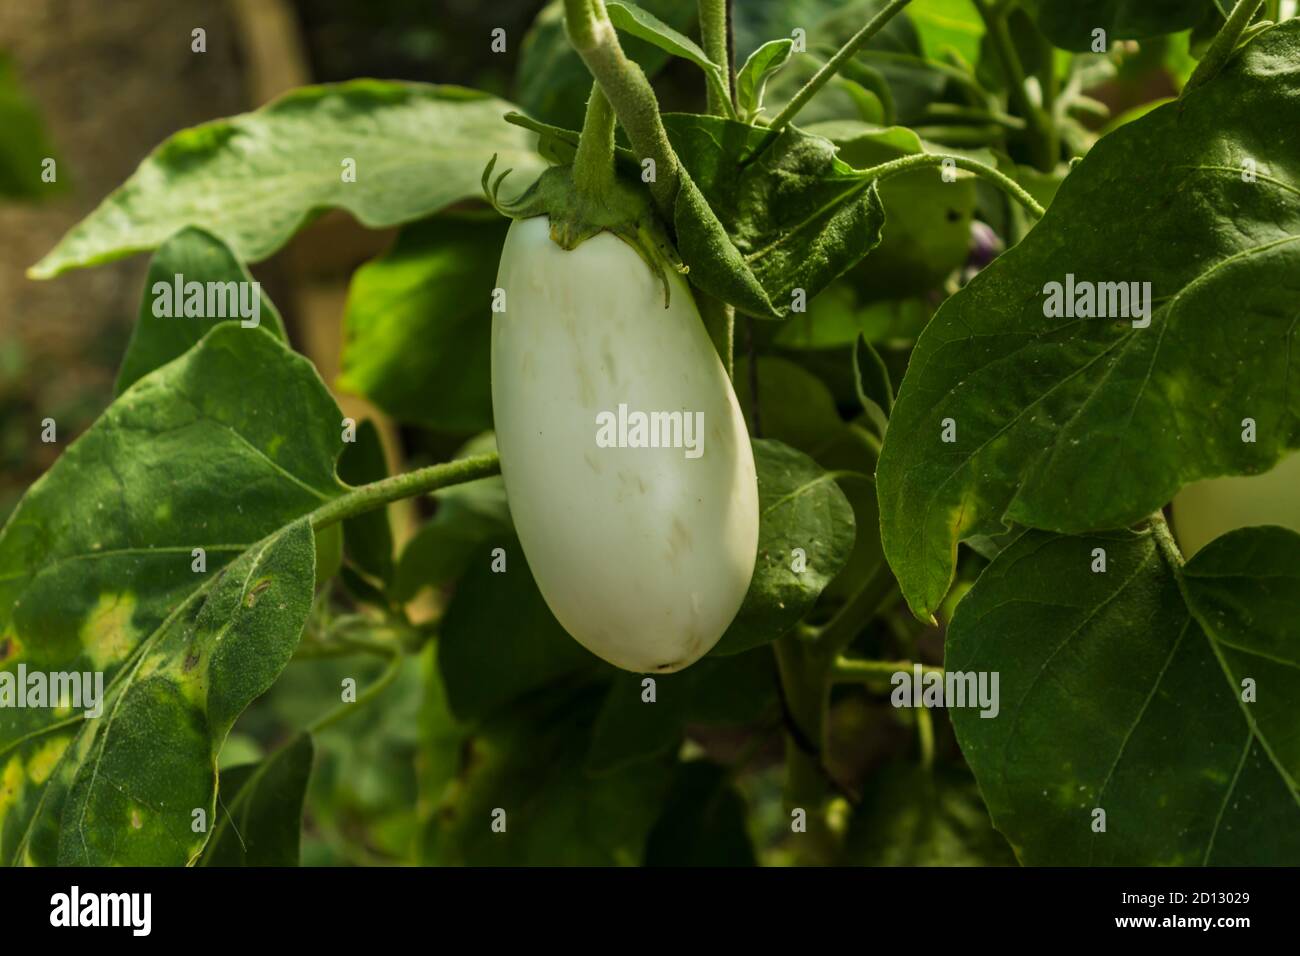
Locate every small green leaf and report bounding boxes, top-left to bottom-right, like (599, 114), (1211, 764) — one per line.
(606, 2), (731, 111)
(736, 38), (794, 120)
(30, 81), (544, 279)
(712, 440), (856, 655)
(200, 733), (314, 866)
(878, 22), (1300, 619)
(853, 334), (894, 440)
(337, 420), (394, 586)
(645, 761), (757, 866)
(665, 114), (886, 319)
(947, 525), (1300, 865)
(118, 227), (286, 394)
(339, 217), (506, 434)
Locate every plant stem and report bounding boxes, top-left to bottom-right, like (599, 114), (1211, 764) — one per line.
(855, 151), (1046, 218)
(972, 0), (1055, 171)
(757, 0), (913, 154)
(573, 83), (618, 202)
(308, 650), (404, 734)
(1184, 0), (1265, 94)
(564, 0), (682, 218)
(1149, 509), (1186, 569)
(699, 0), (732, 114)
(830, 657), (943, 683)
(310, 454), (500, 531)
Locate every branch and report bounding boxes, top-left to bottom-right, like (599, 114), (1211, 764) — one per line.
(1184, 0), (1265, 95)
(310, 454), (500, 531)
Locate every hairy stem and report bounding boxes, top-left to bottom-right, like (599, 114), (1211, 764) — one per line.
(699, 0), (732, 114)
(573, 83), (618, 201)
(564, 0), (682, 217)
(855, 151), (1046, 219)
(1184, 0), (1265, 94)
(757, 0), (914, 154)
(310, 454), (500, 531)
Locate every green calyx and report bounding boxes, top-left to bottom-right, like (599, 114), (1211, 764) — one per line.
(481, 157), (685, 308)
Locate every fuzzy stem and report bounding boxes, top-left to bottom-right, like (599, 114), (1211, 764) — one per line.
(856, 152), (1046, 218)
(573, 83), (618, 202)
(756, 0), (914, 154)
(310, 454), (500, 531)
(1184, 0), (1265, 95)
(699, 0), (732, 114)
(564, 0), (682, 218)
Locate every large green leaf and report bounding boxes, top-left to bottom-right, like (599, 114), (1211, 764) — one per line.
(877, 22), (1300, 619)
(665, 113), (886, 319)
(338, 217), (504, 434)
(947, 525), (1300, 865)
(712, 440), (857, 655)
(200, 732), (314, 866)
(1028, 0), (1215, 52)
(117, 227), (286, 394)
(30, 81), (544, 279)
(0, 325), (347, 865)
(423, 685), (670, 865)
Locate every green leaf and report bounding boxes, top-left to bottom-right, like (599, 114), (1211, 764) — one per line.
(877, 22), (1300, 619)
(338, 217), (504, 434)
(200, 732), (314, 866)
(664, 114), (886, 319)
(1028, 0), (1215, 52)
(515, 0), (697, 129)
(0, 325), (346, 865)
(736, 39), (795, 120)
(910, 0), (985, 65)
(0, 53), (62, 199)
(423, 685), (670, 865)
(607, 1), (731, 111)
(117, 227), (286, 395)
(853, 334), (894, 439)
(712, 440), (856, 655)
(645, 761), (757, 865)
(947, 525), (1300, 865)
(846, 763), (1016, 865)
(437, 534), (608, 721)
(30, 81), (544, 279)
(337, 420), (394, 586)
(735, 357), (848, 460)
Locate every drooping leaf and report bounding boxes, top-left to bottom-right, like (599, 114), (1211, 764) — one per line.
(712, 439), (856, 655)
(846, 763), (1016, 866)
(664, 114), (886, 319)
(877, 23), (1300, 619)
(515, 0), (697, 129)
(338, 217), (504, 434)
(437, 534), (609, 721)
(200, 732), (314, 866)
(606, 1), (730, 109)
(853, 334), (894, 439)
(30, 81), (544, 279)
(0, 324), (346, 865)
(947, 525), (1300, 865)
(423, 685), (670, 866)
(0, 52), (62, 199)
(1028, 0), (1216, 52)
(117, 227), (286, 394)
(337, 420), (394, 585)
(736, 39), (795, 120)
(644, 761), (757, 865)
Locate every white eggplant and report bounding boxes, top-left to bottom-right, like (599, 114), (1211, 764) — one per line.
(491, 216), (759, 673)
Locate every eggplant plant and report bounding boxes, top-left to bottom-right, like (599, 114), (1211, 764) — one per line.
(2, 0), (1298, 867)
